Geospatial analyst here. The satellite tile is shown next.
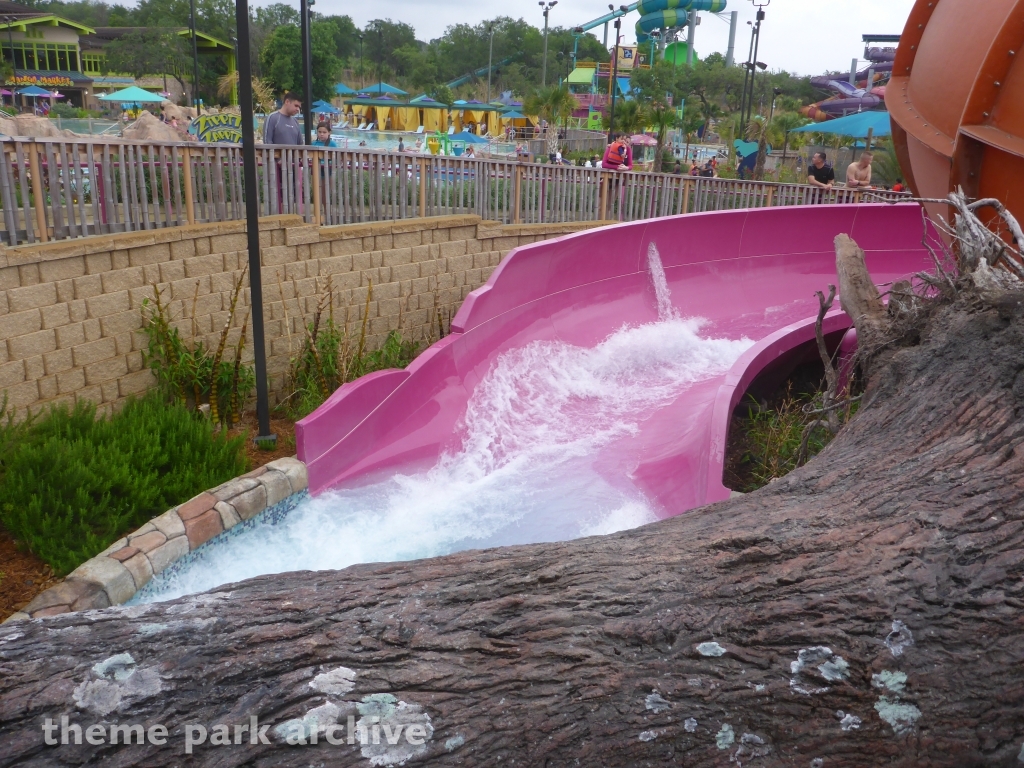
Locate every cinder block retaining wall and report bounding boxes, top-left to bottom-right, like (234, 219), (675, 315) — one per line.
(0, 214), (609, 418)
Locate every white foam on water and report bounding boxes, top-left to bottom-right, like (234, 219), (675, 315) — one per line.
(135, 251), (752, 604)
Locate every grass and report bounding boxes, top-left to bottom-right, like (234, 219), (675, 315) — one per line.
(0, 393), (247, 576)
(727, 381), (858, 493)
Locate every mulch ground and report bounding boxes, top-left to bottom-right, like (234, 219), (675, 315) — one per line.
(1, 411), (299, 622)
(0, 527), (60, 622)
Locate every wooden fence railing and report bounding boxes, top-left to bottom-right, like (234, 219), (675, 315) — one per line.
(0, 137), (910, 246)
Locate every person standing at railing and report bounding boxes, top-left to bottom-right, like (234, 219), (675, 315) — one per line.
(264, 93), (303, 145)
(602, 134), (633, 171)
(845, 151), (873, 188)
(263, 93), (305, 216)
(312, 122), (338, 148)
(807, 152), (835, 189)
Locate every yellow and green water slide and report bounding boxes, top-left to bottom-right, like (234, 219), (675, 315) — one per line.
(635, 0), (727, 43)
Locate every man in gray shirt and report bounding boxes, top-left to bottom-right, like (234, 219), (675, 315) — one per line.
(263, 93), (303, 145)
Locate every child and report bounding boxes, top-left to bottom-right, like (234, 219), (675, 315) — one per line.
(312, 122), (337, 148)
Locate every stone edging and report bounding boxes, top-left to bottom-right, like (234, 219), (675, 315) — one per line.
(4, 457), (307, 622)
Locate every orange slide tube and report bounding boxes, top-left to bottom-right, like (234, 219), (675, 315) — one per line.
(886, 0), (1024, 229)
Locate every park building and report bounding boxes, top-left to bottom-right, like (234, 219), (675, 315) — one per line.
(0, 0), (236, 110)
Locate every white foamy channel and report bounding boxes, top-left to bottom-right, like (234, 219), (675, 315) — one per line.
(135, 246), (752, 603)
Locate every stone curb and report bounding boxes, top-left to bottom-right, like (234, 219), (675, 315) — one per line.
(4, 457), (308, 623)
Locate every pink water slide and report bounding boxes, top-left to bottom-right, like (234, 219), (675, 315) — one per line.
(297, 204), (934, 517)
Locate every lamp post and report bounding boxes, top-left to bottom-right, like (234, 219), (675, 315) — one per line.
(376, 23), (383, 96)
(607, 14), (621, 145)
(539, 1), (557, 88)
(233, 0), (274, 446)
(768, 85), (782, 122)
(739, 20), (754, 127)
(299, 0), (312, 143)
(744, 1), (769, 125)
(486, 23), (495, 103)
(358, 34), (363, 89)
(744, 60), (767, 125)
(189, 0), (201, 114)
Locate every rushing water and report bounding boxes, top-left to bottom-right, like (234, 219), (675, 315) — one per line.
(134, 246), (752, 603)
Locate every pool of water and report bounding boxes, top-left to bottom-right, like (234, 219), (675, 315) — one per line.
(133, 250), (753, 604)
(328, 128), (516, 157)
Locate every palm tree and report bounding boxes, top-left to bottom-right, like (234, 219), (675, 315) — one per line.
(603, 99), (647, 138)
(647, 102), (679, 172)
(771, 111), (810, 163)
(681, 109), (705, 164)
(524, 85), (579, 155)
(745, 116), (783, 181)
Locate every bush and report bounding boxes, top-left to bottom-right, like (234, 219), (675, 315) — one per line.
(283, 279), (420, 419)
(0, 394), (247, 576)
(48, 104), (101, 119)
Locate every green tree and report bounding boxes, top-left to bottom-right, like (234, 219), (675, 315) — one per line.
(771, 111), (810, 162)
(103, 29), (193, 101)
(524, 84), (579, 154)
(606, 99), (647, 137)
(647, 101), (679, 172)
(260, 22), (343, 102)
(363, 19), (418, 84)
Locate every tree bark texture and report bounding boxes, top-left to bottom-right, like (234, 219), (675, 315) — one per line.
(1, 283), (1023, 766)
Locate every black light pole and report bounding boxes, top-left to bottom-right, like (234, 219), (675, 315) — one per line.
(745, 2), (768, 125)
(739, 20), (754, 126)
(189, 0), (201, 114)
(607, 15), (621, 145)
(769, 85), (782, 122)
(234, 0), (274, 445)
(358, 34), (364, 89)
(486, 23), (495, 103)
(376, 24), (383, 95)
(299, 0), (312, 142)
(539, 1), (557, 88)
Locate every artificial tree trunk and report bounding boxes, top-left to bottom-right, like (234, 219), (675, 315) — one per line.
(1, 233), (1023, 767)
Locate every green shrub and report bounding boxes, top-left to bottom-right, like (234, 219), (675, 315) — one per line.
(284, 280), (420, 419)
(0, 394), (247, 576)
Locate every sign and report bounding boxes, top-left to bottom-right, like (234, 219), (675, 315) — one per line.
(616, 46), (638, 71)
(7, 74), (76, 88)
(193, 113), (242, 143)
(587, 110), (603, 130)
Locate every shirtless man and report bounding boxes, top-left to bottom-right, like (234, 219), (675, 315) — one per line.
(846, 151), (873, 188)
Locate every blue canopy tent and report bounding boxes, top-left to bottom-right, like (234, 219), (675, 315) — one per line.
(334, 83), (357, 96)
(312, 100), (340, 114)
(500, 110), (527, 119)
(98, 86), (165, 103)
(358, 82), (408, 97)
(789, 110), (891, 138)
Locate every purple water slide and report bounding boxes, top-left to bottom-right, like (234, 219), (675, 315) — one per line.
(297, 204), (935, 517)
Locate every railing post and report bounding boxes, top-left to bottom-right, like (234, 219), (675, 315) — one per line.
(182, 145), (195, 225)
(765, 185), (775, 208)
(513, 164), (523, 224)
(682, 178), (692, 214)
(598, 171), (608, 220)
(28, 141), (48, 242)
(419, 156), (427, 219)
(311, 149), (322, 226)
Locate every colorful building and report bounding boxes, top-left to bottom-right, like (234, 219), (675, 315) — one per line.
(0, 1), (236, 109)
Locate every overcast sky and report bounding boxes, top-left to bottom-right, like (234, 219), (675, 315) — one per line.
(275, 0), (915, 77)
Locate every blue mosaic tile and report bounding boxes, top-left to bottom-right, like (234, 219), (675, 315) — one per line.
(128, 489), (308, 604)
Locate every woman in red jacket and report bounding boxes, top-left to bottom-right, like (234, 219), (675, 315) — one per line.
(602, 134), (633, 171)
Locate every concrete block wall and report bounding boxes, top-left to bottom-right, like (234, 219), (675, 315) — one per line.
(0, 214), (609, 418)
